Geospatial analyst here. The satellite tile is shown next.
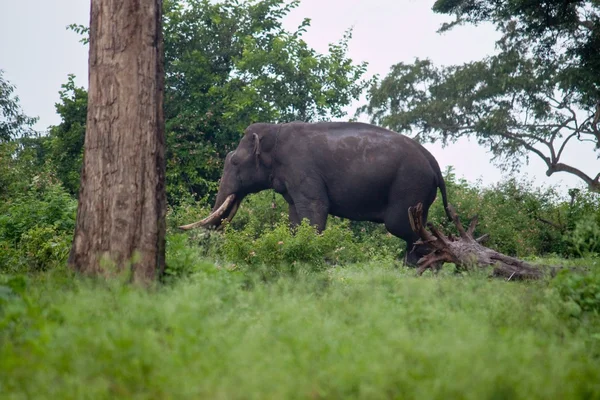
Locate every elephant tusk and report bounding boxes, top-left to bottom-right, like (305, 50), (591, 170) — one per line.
(178, 194), (236, 231)
(224, 199), (241, 223)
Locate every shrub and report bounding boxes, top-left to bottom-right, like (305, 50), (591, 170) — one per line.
(2, 263), (600, 398)
(568, 217), (600, 257)
(0, 242), (20, 272)
(552, 265), (600, 316)
(224, 190), (289, 235)
(0, 174), (76, 273)
(165, 195), (213, 232)
(164, 233), (220, 281)
(19, 226), (71, 272)
(220, 218), (370, 269)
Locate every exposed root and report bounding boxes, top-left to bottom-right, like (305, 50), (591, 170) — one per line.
(408, 203), (549, 280)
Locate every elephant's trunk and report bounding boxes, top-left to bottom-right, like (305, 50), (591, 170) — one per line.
(178, 194), (240, 231)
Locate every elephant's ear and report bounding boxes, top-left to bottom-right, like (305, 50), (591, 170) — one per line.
(252, 132), (261, 169)
(252, 132), (273, 169)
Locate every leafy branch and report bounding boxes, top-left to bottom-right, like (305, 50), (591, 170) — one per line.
(360, 0), (600, 192)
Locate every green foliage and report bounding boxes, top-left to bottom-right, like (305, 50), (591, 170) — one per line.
(163, 170), (599, 276)
(0, 141), (25, 198)
(221, 190), (290, 234)
(66, 23), (89, 44)
(1, 265), (600, 398)
(46, 75), (87, 196)
(427, 168), (545, 256)
(163, 233), (221, 282)
(0, 72), (46, 200)
(362, 1), (600, 191)
(569, 218), (600, 257)
(0, 70), (37, 142)
(0, 136), (51, 201)
(167, 190), (402, 274)
(18, 226), (72, 272)
(0, 275), (33, 345)
(0, 173), (76, 273)
(0, 74), (71, 273)
(0, 174), (76, 245)
(432, 0), (600, 105)
(220, 218), (366, 269)
(163, 0), (368, 203)
(552, 264), (600, 316)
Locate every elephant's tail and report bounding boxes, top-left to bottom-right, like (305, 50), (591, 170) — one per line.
(422, 148), (453, 222)
(437, 175), (453, 222)
(421, 147), (452, 221)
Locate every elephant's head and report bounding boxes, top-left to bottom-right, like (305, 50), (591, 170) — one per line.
(179, 124), (277, 231)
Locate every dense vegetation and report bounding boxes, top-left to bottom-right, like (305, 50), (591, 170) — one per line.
(2, 261), (600, 398)
(1, 0), (600, 397)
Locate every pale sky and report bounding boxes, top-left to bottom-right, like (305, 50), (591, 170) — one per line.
(1, 0), (597, 194)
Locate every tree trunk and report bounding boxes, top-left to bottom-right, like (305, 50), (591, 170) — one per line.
(69, 0), (166, 284)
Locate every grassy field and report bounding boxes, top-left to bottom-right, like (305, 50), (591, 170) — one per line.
(1, 258), (600, 399)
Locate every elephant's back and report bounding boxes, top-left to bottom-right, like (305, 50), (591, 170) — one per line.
(285, 121), (423, 151)
(283, 121), (431, 170)
(287, 121), (436, 201)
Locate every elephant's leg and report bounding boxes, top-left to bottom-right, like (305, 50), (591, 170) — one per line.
(294, 199), (329, 232)
(286, 177), (329, 232)
(282, 193), (301, 229)
(385, 210), (423, 266)
(289, 188), (329, 233)
(288, 203), (300, 228)
(384, 178), (437, 266)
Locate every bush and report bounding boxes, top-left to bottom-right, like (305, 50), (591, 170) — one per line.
(164, 233), (220, 281)
(221, 218), (370, 270)
(568, 217), (600, 257)
(0, 173), (76, 273)
(428, 171), (559, 257)
(166, 194), (213, 232)
(0, 241), (20, 274)
(552, 265), (600, 316)
(19, 226), (71, 272)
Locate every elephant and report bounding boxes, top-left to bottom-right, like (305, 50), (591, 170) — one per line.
(179, 121), (452, 265)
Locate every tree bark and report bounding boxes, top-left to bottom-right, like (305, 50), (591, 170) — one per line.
(69, 0), (166, 283)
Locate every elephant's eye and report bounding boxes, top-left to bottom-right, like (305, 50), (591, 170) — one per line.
(231, 155), (240, 166)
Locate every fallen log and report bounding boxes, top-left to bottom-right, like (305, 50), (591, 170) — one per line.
(408, 203), (555, 280)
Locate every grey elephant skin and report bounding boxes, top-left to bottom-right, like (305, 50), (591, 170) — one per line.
(180, 121), (452, 264)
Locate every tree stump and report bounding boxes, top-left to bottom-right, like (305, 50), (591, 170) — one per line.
(408, 203), (549, 280)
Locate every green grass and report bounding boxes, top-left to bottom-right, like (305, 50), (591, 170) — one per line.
(1, 260), (600, 399)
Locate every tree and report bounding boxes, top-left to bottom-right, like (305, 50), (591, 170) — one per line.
(62, 0), (368, 204)
(0, 70), (37, 143)
(361, 0), (600, 192)
(0, 71), (44, 198)
(47, 75), (88, 196)
(68, 0), (166, 283)
(155, 0), (369, 202)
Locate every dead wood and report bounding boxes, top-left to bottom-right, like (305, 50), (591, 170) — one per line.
(408, 203), (556, 280)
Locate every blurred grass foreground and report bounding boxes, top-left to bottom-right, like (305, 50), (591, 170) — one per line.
(1, 256), (600, 399)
